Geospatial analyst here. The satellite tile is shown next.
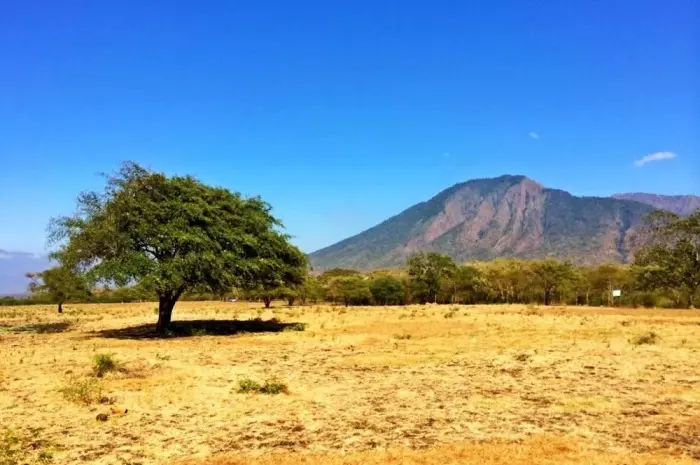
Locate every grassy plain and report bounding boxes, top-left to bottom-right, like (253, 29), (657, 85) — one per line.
(1, 301), (699, 464)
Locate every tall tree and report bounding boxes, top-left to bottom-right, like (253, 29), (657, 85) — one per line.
(370, 276), (405, 305)
(406, 252), (457, 303)
(26, 266), (90, 313)
(634, 210), (700, 307)
(49, 162), (306, 332)
(530, 259), (574, 305)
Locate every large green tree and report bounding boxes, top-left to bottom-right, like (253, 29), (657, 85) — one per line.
(370, 276), (405, 305)
(49, 162), (306, 332)
(406, 252), (457, 303)
(530, 259), (574, 305)
(26, 266), (90, 313)
(634, 210), (700, 308)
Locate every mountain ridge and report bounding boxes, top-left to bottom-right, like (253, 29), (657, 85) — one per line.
(309, 175), (662, 270)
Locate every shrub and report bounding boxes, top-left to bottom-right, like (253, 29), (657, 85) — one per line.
(93, 354), (119, 377)
(237, 377), (262, 393)
(630, 331), (660, 346)
(444, 310), (457, 319)
(259, 378), (289, 395)
(60, 376), (103, 405)
(282, 323), (306, 332)
(393, 333), (412, 340)
(237, 376), (288, 395)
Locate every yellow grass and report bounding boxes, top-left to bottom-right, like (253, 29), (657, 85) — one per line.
(1, 302), (699, 464)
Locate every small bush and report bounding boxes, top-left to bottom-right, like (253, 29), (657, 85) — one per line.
(237, 377), (262, 393)
(394, 333), (412, 340)
(513, 353), (531, 362)
(259, 378), (289, 395)
(60, 376), (102, 405)
(93, 353), (119, 377)
(444, 310), (457, 319)
(630, 331), (660, 346)
(282, 323), (306, 332)
(237, 376), (288, 395)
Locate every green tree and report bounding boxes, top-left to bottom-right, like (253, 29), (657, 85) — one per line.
(298, 275), (324, 304)
(634, 210), (700, 308)
(49, 162), (306, 332)
(329, 276), (372, 306)
(406, 252), (457, 303)
(453, 265), (483, 304)
(530, 259), (574, 305)
(370, 276), (405, 305)
(588, 263), (629, 306)
(26, 266), (90, 313)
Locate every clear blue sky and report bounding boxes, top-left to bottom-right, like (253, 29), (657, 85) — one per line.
(1, 0), (698, 254)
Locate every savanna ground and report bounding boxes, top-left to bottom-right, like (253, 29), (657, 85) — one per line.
(1, 301), (699, 465)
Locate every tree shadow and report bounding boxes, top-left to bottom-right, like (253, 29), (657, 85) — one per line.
(1, 322), (73, 334)
(94, 318), (306, 340)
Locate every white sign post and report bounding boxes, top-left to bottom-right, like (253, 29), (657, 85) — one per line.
(612, 290), (621, 298)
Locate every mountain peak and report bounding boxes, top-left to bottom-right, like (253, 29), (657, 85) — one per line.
(309, 175), (656, 270)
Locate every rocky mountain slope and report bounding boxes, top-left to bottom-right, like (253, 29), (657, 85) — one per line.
(612, 193), (700, 217)
(309, 175), (657, 270)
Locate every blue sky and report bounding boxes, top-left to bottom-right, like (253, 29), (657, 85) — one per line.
(1, 0), (698, 254)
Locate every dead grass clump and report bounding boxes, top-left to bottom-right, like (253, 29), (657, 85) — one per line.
(1, 429), (53, 465)
(523, 306), (544, 316)
(630, 331), (660, 346)
(282, 323), (306, 332)
(60, 376), (103, 405)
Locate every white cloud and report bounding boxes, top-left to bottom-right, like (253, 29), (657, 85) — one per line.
(634, 151), (677, 167)
(0, 252), (10, 260)
(529, 132), (539, 140)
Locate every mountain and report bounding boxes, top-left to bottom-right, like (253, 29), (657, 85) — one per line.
(0, 250), (51, 296)
(309, 175), (657, 270)
(611, 193), (700, 217)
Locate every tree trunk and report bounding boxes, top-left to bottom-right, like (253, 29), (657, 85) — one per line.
(58, 302), (63, 313)
(263, 296), (272, 308)
(156, 293), (178, 334)
(544, 289), (551, 306)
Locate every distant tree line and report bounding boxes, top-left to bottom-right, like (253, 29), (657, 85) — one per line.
(11, 162), (699, 315)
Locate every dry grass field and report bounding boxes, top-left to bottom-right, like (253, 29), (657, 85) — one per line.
(1, 301), (699, 464)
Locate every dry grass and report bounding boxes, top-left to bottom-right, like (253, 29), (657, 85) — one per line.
(1, 302), (699, 464)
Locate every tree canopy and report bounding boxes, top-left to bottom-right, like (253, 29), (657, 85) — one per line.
(26, 266), (90, 313)
(633, 210), (700, 307)
(49, 162), (306, 332)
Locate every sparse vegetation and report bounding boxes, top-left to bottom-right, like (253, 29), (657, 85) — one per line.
(59, 376), (103, 404)
(630, 331), (660, 346)
(1, 301), (699, 464)
(237, 376), (288, 395)
(92, 353), (119, 377)
(282, 322), (306, 332)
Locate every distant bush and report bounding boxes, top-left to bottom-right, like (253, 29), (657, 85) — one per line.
(237, 376), (288, 395)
